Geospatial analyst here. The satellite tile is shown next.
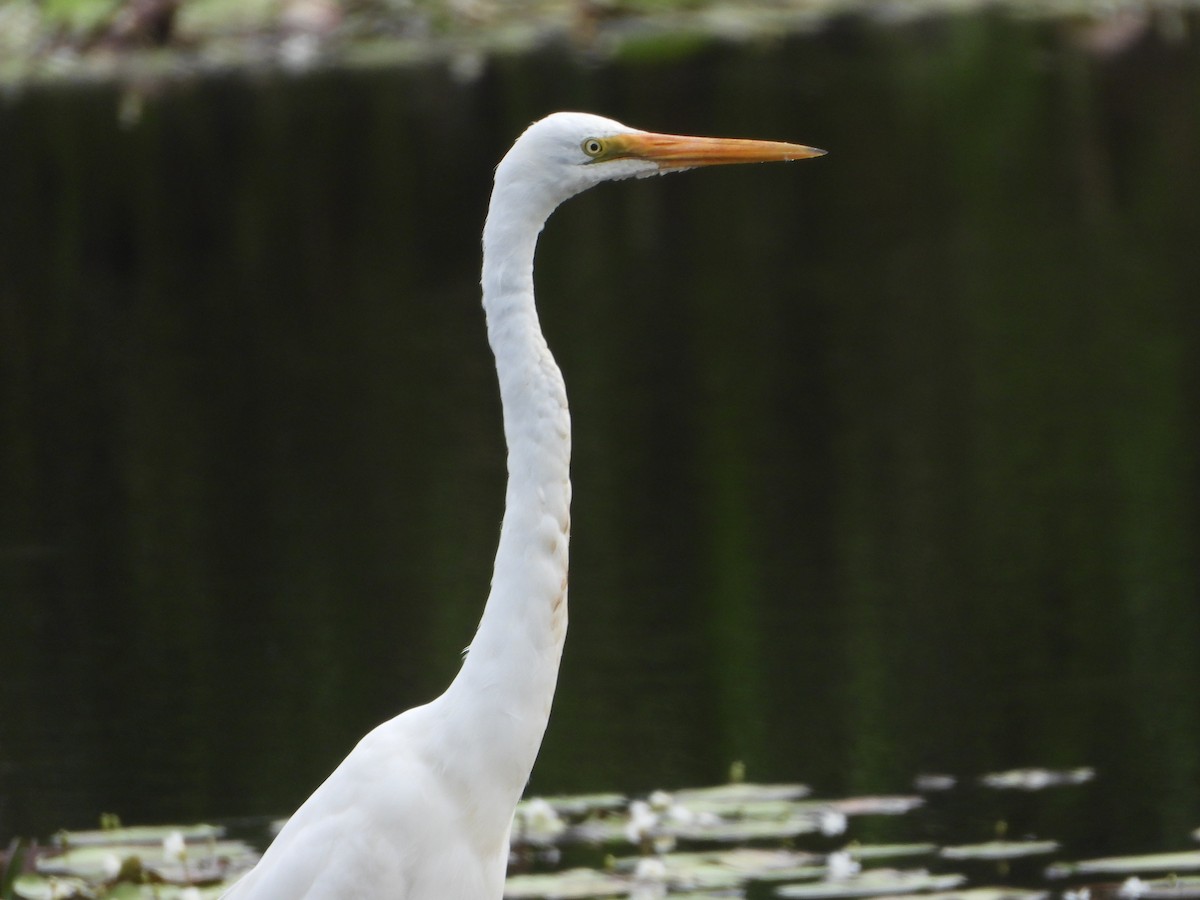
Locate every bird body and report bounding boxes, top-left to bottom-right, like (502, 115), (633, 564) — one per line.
(223, 112), (822, 899)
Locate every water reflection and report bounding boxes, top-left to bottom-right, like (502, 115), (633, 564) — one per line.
(1, 10), (1197, 857)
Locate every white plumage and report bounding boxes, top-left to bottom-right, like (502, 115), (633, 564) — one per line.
(223, 112), (822, 899)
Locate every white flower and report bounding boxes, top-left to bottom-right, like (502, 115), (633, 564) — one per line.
(648, 790), (673, 811)
(634, 857), (667, 881)
(819, 809), (848, 836)
(666, 803), (695, 825)
(524, 798), (565, 837)
(163, 830), (187, 862)
(1119, 877), (1148, 899)
(826, 850), (861, 881)
(100, 853), (122, 879)
(630, 858), (668, 900)
(624, 800), (658, 844)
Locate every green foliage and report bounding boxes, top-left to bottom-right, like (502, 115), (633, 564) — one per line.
(41, 0), (121, 35)
(1, 839), (27, 900)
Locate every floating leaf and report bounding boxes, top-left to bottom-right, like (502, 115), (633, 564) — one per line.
(848, 845), (939, 862)
(519, 794), (627, 817)
(700, 847), (824, 881)
(876, 888), (1049, 900)
(774, 869), (967, 898)
(503, 866), (629, 898)
(37, 840), (255, 881)
(12, 874), (92, 900)
(815, 797), (926, 817)
(980, 768), (1094, 791)
(54, 825), (223, 848)
(673, 783), (811, 806)
(914, 774), (957, 792)
(1047, 851), (1200, 878)
(611, 847), (823, 891)
(1108, 876), (1200, 899)
(566, 816), (633, 846)
(671, 798), (800, 821)
(940, 841), (1060, 860)
(668, 815), (819, 843)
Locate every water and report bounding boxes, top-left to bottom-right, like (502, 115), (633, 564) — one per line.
(1, 8), (1198, 863)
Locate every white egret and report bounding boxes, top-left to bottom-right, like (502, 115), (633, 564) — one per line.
(222, 111), (824, 899)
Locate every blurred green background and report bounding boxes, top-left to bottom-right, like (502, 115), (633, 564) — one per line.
(1, 1), (1198, 860)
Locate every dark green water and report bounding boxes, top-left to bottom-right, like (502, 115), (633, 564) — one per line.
(2, 9), (1198, 861)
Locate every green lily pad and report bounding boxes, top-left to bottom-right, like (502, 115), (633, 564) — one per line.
(914, 774), (958, 792)
(12, 874), (92, 900)
(774, 869), (967, 898)
(613, 847), (813, 873)
(671, 797), (801, 821)
(980, 768), (1094, 791)
(848, 844), (939, 861)
(610, 847), (823, 891)
(940, 841), (1060, 860)
(110, 887), (229, 899)
(685, 846), (822, 874)
(38, 840), (256, 881)
(518, 793), (627, 817)
(673, 783), (811, 806)
(1107, 876), (1200, 899)
(54, 824), (224, 847)
(818, 797), (926, 817)
(1046, 850), (1200, 878)
(668, 814), (819, 843)
(875, 889), (1049, 900)
(503, 866), (629, 898)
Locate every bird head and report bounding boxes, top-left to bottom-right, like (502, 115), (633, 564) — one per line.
(493, 111), (825, 213)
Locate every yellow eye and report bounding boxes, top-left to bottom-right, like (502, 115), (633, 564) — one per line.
(581, 138), (605, 158)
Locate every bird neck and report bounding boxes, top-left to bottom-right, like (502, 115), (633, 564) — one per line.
(437, 185), (571, 811)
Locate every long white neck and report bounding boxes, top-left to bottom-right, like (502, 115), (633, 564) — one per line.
(435, 175), (570, 817)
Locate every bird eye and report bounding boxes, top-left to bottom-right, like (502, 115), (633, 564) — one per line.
(581, 138), (605, 158)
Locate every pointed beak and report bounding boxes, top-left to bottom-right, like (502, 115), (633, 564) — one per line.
(608, 130), (826, 170)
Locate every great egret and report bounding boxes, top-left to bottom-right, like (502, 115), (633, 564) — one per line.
(222, 112), (824, 899)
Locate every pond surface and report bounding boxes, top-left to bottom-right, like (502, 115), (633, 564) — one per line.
(1, 6), (1198, 869)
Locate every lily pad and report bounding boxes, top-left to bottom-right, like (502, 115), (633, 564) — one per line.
(668, 814), (820, 843)
(1046, 851), (1200, 878)
(875, 889), (1049, 900)
(774, 869), (968, 898)
(1111, 876), (1200, 899)
(811, 797), (926, 817)
(673, 783), (811, 806)
(54, 824), (224, 848)
(503, 866), (629, 898)
(940, 841), (1060, 860)
(670, 797), (802, 821)
(37, 840), (256, 881)
(980, 768), (1094, 791)
(518, 793), (627, 817)
(611, 847), (824, 890)
(848, 844), (940, 862)
(706, 847), (825, 882)
(914, 774), (958, 792)
(12, 874), (92, 900)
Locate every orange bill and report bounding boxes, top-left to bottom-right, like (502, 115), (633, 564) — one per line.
(607, 131), (826, 169)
